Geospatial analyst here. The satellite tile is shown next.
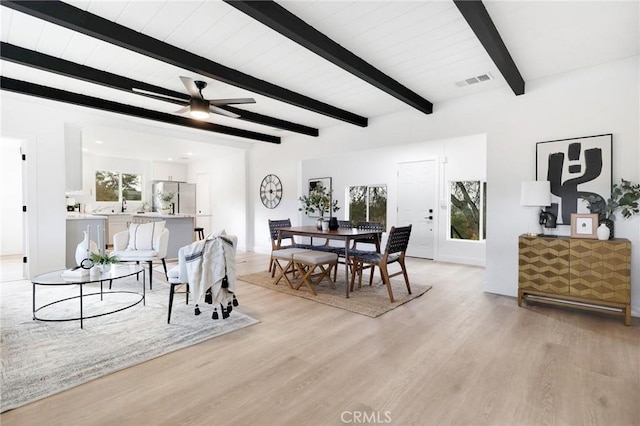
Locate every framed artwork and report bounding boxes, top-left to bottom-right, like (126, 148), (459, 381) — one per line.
(536, 134), (612, 225)
(307, 177), (331, 218)
(570, 213), (598, 239)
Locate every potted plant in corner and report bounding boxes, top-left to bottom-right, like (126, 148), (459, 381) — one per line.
(584, 178), (640, 239)
(298, 183), (340, 230)
(90, 252), (120, 273)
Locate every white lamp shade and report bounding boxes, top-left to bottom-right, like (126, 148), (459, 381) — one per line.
(520, 181), (551, 207)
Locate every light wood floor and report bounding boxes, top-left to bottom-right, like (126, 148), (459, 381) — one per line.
(2, 252), (639, 426)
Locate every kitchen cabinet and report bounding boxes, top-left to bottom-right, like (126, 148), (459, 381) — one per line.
(107, 214), (133, 246)
(518, 235), (631, 325)
(152, 162), (187, 182)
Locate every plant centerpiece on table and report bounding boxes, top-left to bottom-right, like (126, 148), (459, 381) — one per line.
(298, 183), (340, 230)
(156, 191), (175, 213)
(583, 178), (640, 239)
(89, 252), (120, 272)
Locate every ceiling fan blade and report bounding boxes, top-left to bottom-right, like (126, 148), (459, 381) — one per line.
(180, 76), (201, 99)
(210, 105), (241, 119)
(132, 88), (186, 103)
(174, 106), (190, 114)
(210, 98), (256, 106)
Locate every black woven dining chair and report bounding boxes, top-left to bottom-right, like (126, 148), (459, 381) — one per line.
(348, 224), (412, 302)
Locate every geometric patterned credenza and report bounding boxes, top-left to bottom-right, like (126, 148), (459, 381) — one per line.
(518, 235), (632, 325)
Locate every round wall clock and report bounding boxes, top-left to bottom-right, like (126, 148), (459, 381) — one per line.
(260, 174), (283, 209)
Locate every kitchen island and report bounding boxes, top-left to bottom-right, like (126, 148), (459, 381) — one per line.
(132, 213), (195, 259)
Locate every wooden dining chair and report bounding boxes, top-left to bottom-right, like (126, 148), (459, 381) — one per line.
(268, 219), (308, 274)
(348, 225), (412, 302)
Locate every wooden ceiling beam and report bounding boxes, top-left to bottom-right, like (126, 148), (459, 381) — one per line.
(225, 0), (433, 115)
(2, 0), (367, 127)
(0, 42), (319, 137)
(454, 0), (525, 95)
(0, 77), (281, 144)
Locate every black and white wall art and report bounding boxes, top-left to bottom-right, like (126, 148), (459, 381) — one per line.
(536, 134), (612, 225)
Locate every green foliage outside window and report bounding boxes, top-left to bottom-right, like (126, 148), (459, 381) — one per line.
(348, 185), (387, 229)
(122, 173), (142, 201)
(450, 181), (486, 240)
(95, 171), (142, 202)
(95, 171), (119, 201)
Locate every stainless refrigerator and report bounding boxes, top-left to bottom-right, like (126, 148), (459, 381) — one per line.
(152, 181), (196, 214)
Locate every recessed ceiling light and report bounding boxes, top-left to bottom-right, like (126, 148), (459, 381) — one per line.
(167, 157), (173, 161)
(95, 140), (103, 144)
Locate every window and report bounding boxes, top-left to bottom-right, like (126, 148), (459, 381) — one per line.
(95, 171), (142, 202)
(348, 185), (387, 228)
(450, 181), (486, 240)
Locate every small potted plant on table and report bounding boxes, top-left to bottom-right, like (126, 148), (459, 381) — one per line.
(156, 191), (175, 215)
(90, 252), (120, 273)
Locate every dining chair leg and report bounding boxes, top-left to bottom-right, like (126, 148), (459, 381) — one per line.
(399, 258), (411, 294)
(379, 263), (395, 303)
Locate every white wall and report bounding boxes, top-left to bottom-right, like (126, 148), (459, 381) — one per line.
(188, 150), (248, 251)
(294, 133), (487, 266)
(247, 56), (639, 314)
(0, 138), (24, 255)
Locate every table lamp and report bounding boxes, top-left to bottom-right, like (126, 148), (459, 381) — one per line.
(520, 181), (551, 236)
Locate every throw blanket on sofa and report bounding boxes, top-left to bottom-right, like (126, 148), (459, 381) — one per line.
(183, 234), (236, 308)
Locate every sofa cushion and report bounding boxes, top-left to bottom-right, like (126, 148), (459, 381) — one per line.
(112, 249), (158, 260)
(126, 221), (165, 251)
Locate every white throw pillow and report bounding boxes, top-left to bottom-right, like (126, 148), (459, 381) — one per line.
(127, 221), (165, 250)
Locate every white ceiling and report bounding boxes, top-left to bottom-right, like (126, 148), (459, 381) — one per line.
(1, 0), (638, 161)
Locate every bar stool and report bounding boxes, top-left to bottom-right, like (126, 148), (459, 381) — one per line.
(194, 227), (205, 240)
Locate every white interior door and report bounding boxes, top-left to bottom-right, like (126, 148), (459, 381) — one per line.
(195, 173), (211, 235)
(397, 160), (437, 259)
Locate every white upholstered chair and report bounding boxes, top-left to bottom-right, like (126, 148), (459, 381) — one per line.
(111, 221), (169, 290)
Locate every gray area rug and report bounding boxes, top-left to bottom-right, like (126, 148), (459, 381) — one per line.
(239, 270), (432, 317)
(0, 275), (259, 412)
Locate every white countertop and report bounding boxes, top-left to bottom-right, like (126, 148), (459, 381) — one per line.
(133, 213), (195, 219)
(66, 213), (108, 220)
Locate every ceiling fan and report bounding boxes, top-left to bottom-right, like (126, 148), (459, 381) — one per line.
(133, 76), (255, 120)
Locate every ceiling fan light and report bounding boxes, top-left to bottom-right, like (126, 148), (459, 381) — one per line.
(189, 99), (209, 120)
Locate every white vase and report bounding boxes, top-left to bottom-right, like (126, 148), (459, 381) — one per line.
(75, 231), (99, 267)
(99, 263), (111, 273)
(321, 220), (329, 231)
(597, 223), (610, 240)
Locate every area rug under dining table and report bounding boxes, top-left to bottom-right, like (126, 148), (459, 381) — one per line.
(238, 270), (432, 317)
(0, 275), (259, 413)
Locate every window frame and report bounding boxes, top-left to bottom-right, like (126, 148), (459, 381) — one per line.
(95, 170), (143, 203)
(448, 179), (486, 242)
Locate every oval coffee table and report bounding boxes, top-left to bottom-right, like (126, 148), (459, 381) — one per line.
(32, 264), (145, 328)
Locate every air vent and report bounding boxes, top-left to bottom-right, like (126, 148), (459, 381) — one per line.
(455, 73), (493, 88)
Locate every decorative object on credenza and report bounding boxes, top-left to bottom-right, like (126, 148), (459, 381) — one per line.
(583, 178), (640, 239)
(520, 181), (551, 236)
(570, 213), (598, 239)
(597, 223), (610, 240)
(536, 134), (612, 226)
(328, 217), (339, 231)
(299, 177), (340, 229)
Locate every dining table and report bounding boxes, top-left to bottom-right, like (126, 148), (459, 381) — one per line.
(276, 226), (381, 298)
